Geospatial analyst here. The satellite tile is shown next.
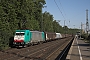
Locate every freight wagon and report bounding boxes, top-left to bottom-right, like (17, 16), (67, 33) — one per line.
(30, 31), (45, 45)
(45, 32), (56, 41)
(55, 33), (62, 39)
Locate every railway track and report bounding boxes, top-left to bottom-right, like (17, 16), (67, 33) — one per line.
(0, 37), (73, 60)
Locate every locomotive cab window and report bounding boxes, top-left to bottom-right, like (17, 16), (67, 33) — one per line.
(16, 32), (25, 36)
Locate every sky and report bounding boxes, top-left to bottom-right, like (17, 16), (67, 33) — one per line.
(42, 0), (90, 29)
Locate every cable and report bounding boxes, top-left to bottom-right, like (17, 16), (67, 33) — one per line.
(59, 0), (71, 27)
(54, 0), (66, 20)
(59, 0), (67, 20)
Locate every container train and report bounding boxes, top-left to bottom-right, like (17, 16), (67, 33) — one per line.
(13, 30), (62, 47)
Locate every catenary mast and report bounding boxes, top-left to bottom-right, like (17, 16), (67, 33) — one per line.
(86, 9), (89, 34)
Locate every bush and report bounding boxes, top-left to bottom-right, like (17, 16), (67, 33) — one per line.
(81, 34), (88, 39)
(87, 34), (90, 40)
(0, 30), (13, 50)
(81, 34), (90, 42)
(9, 36), (14, 47)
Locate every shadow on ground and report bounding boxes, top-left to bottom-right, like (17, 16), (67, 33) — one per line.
(78, 43), (90, 46)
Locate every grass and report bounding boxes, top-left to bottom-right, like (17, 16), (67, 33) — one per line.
(0, 45), (9, 51)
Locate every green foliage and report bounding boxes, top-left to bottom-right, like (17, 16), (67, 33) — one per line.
(68, 28), (80, 35)
(81, 34), (90, 42)
(87, 34), (90, 41)
(43, 11), (54, 32)
(81, 34), (88, 40)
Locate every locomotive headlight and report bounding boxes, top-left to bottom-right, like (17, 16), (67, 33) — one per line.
(13, 42), (16, 44)
(21, 42), (22, 44)
(15, 43), (16, 44)
(21, 42), (24, 44)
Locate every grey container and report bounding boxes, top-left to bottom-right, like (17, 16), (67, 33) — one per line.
(30, 31), (45, 44)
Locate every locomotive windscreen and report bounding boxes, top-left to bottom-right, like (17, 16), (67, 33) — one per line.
(16, 32), (25, 35)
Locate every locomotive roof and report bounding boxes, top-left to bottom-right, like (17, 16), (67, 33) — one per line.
(16, 30), (30, 32)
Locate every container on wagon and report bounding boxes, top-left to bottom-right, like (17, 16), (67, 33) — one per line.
(45, 32), (56, 41)
(55, 33), (62, 39)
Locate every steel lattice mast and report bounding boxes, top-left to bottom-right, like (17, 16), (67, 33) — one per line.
(86, 9), (89, 34)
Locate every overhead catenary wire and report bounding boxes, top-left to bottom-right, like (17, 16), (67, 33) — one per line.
(54, 0), (66, 20)
(59, 0), (70, 26)
(58, 0), (68, 20)
(58, 0), (71, 28)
